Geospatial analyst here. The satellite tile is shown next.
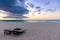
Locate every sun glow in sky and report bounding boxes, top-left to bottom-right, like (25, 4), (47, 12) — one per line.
(0, 10), (9, 18)
(0, 14), (8, 18)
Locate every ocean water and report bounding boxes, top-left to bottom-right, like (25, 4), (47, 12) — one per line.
(0, 20), (60, 22)
(27, 20), (60, 22)
(0, 20), (26, 22)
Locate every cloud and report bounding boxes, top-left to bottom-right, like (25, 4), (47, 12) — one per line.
(46, 9), (56, 12)
(3, 15), (28, 18)
(27, 3), (35, 8)
(26, 2), (41, 14)
(45, 1), (50, 5)
(0, 0), (29, 15)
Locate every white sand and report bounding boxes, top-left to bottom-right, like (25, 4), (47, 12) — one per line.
(0, 22), (60, 40)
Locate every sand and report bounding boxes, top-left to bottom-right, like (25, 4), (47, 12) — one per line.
(0, 22), (60, 40)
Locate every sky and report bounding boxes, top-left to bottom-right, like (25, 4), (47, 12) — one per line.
(0, 0), (60, 20)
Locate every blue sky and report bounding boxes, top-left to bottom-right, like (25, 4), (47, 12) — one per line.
(24, 0), (60, 20)
(26, 0), (60, 10)
(0, 0), (60, 20)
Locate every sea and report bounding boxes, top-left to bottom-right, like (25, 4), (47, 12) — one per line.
(0, 20), (60, 22)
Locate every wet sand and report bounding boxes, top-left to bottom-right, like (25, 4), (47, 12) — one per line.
(0, 22), (60, 40)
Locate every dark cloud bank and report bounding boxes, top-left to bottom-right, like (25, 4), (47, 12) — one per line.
(0, 0), (28, 16)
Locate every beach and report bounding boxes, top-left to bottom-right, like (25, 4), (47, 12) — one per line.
(0, 22), (60, 40)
